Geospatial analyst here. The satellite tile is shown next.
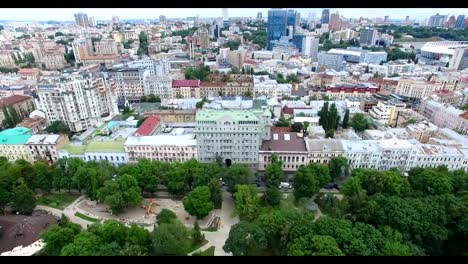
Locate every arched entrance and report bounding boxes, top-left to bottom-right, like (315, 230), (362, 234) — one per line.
(225, 159), (232, 167)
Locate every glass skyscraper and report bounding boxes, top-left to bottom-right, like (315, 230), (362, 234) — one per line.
(321, 9), (330, 24)
(456, 15), (465, 29)
(267, 9), (288, 50)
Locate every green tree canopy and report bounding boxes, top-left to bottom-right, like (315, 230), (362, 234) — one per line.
(183, 186), (214, 218)
(234, 184), (260, 222)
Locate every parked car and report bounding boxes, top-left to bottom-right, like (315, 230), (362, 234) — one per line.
(278, 182), (292, 189)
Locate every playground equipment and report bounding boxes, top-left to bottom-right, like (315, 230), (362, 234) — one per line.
(141, 199), (159, 215)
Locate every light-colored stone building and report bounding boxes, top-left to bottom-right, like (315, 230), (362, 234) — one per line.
(25, 134), (69, 165)
(259, 132), (307, 171)
(0, 127), (33, 162)
(125, 135), (197, 163)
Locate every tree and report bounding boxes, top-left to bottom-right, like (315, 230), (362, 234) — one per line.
(40, 225), (77, 255)
(137, 117), (147, 127)
(152, 219), (192, 256)
(287, 235), (344, 256)
(234, 185), (260, 222)
(307, 163), (330, 187)
(264, 187), (281, 207)
(264, 154), (284, 188)
(164, 164), (188, 195)
(60, 232), (102, 256)
(408, 168), (452, 195)
(157, 208), (177, 225)
(350, 113), (369, 132)
(224, 164), (255, 193)
(291, 122), (304, 132)
(183, 186), (214, 219)
(101, 220), (128, 246)
(365, 66), (370, 73)
(97, 174), (142, 214)
(46, 121), (71, 137)
(325, 129), (335, 138)
(293, 166), (320, 200)
(33, 161), (53, 192)
(276, 117), (290, 127)
(96, 242), (121, 256)
(329, 157), (349, 180)
(138, 31), (148, 56)
(342, 109), (350, 129)
(192, 221), (204, 245)
(11, 178), (36, 215)
(223, 222), (268, 256)
(208, 178), (222, 208)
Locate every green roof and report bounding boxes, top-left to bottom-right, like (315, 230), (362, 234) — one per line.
(86, 138), (125, 153)
(196, 109), (260, 122)
(59, 138), (125, 155)
(0, 127), (31, 145)
(60, 144), (87, 155)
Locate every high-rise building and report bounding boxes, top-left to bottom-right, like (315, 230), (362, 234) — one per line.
(257, 12), (263, 21)
(447, 15), (456, 28)
(360, 28), (378, 46)
(405, 16), (410, 24)
(321, 9), (330, 24)
(35, 73), (118, 133)
(427, 13), (448, 27)
(74, 13), (90, 28)
(456, 15), (465, 28)
(329, 12), (341, 31)
(301, 34), (320, 61)
(286, 9), (298, 35)
(267, 9), (288, 50)
(449, 46), (468, 71)
(384, 15), (389, 23)
(88, 16), (96, 27)
(159, 15), (166, 25)
(222, 8), (228, 20)
(72, 38), (93, 63)
(94, 39), (119, 56)
(112, 15), (120, 25)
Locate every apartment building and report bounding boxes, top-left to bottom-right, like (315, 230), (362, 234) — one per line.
(258, 132), (308, 171)
(395, 78), (446, 99)
(35, 73), (118, 133)
(172, 80), (201, 98)
(419, 99), (468, 135)
(200, 74), (254, 97)
(194, 109), (272, 168)
(305, 139), (345, 165)
(94, 39), (119, 56)
(0, 127), (33, 162)
(81, 55), (121, 68)
(25, 134), (69, 165)
(253, 75), (291, 98)
(0, 94), (35, 127)
(72, 38), (94, 63)
(58, 138), (128, 165)
(325, 83), (380, 100)
(412, 144), (465, 171)
(0, 50), (16, 68)
(143, 75), (172, 98)
(125, 135), (197, 163)
(369, 100), (406, 125)
(107, 67), (144, 104)
(142, 109), (196, 122)
(18, 68), (40, 81)
(42, 49), (66, 70)
(406, 121), (438, 143)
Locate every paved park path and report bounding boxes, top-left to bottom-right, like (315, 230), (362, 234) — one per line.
(189, 190), (239, 256)
(36, 195), (91, 229)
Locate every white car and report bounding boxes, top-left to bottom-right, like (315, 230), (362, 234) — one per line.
(278, 182), (292, 189)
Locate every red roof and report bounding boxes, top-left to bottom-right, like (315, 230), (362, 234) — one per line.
(0, 95), (31, 108)
(172, 80), (200, 88)
(134, 115), (160, 136)
(282, 106), (311, 115)
(18, 68), (39, 75)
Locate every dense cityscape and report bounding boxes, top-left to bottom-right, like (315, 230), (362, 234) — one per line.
(0, 8), (467, 256)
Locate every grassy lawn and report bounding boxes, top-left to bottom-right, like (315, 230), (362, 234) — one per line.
(188, 239), (208, 254)
(395, 36), (444, 42)
(192, 246), (215, 256)
(201, 226), (218, 232)
(36, 193), (79, 210)
(74, 212), (100, 223)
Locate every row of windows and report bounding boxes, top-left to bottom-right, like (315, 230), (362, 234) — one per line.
(126, 146), (194, 151)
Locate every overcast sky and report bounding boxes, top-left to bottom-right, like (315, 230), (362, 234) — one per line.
(0, 8), (467, 22)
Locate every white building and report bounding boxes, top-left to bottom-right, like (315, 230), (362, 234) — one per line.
(143, 74), (172, 98)
(35, 73), (118, 133)
(253, 75), (292, 98)
(419, 99), (468, 135)
(125, 135), (197, 163)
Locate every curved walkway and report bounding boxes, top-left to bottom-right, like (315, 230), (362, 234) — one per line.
(189, 190), (239, 256)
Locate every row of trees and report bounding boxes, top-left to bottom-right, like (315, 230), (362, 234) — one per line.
(224, 155), (468, 256)
(377, 25), (468, 41)
(138, 31), (148, 56)
(1, 106), (21, 128)
(242, 30), (267, 48)
(40, 212), (204, 256)
(0, 155), (229, 218)
(318, 102), (341, 138)
(276, 73), (300, 84)
(140, 94), (161, 103)
(184, 65), (211, 81)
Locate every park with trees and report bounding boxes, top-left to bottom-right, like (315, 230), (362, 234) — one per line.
(223, 155), (468, 256)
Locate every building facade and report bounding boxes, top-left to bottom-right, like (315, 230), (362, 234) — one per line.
(125, 135), (197, 163)
(25, 134), (69, 165)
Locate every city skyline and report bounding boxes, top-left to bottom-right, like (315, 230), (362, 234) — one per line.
(0, 8), (467, 22)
